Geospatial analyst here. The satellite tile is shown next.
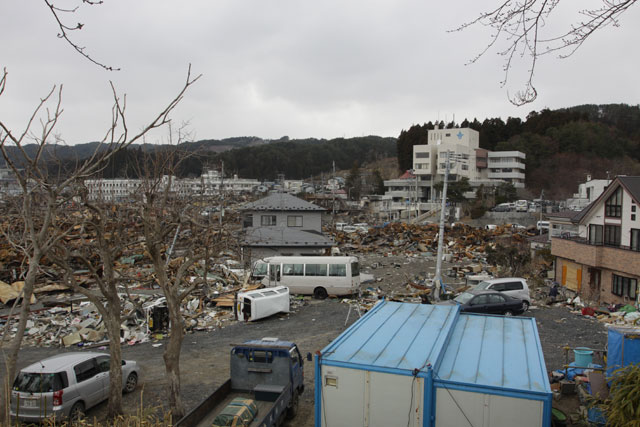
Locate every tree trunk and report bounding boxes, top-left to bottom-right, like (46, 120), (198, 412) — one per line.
(3, 257), (38, 417)
(163, 299), (185, 419)
(104, 304), (123, 418)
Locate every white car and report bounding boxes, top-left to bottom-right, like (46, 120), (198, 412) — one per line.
(11, 352), (139, 423)
(474, 277), (531, 311)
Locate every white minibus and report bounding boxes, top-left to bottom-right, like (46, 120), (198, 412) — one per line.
(253, 256), (361, 299)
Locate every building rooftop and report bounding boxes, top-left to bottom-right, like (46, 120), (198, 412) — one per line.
(242, 227), (333, 247)
(241, 193), (325, 212)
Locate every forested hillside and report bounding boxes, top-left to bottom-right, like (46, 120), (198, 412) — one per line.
(397, 104), (640, 198)
(95, 136), (396, 181)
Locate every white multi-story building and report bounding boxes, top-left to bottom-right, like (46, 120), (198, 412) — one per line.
(411, 127), (526, 201)
(488, 151), (526, 188)
(84, 169), (259, 201)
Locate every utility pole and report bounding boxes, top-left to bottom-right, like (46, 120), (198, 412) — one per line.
(433, 150), (451, 301)
(332, 161), (336, 226)
(219, 161), (224, 227)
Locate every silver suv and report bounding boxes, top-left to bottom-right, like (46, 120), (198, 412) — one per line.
(11, 352), (139, 423)
(474, 277), (531, 311)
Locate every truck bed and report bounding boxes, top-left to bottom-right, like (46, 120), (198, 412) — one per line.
(194, 391), (276, 427)
(176, 379), (290, 427)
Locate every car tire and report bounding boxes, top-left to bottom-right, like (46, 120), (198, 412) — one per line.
(69, 401), (85, 423)
(313, 287), (328, 300)
(124, 372), (138, 393)
(504, 310), (514, 316)
(286, 390), (299, 419)
(522, 301), (530, 311)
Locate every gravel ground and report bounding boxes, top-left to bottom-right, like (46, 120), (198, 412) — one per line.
(0, 253), (610, 426)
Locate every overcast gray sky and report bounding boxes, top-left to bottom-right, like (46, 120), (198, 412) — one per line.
(1, 1), (639, 145)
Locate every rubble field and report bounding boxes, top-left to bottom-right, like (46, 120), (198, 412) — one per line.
(0, 221), (624, 425)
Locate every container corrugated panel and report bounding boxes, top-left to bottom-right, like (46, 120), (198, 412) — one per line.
(321, 301), (459, 373)
(436, 313), (550, 393)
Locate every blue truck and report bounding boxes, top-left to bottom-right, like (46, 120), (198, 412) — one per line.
(176, 338), (308, 427)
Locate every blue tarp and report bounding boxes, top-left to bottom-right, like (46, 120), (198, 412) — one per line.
(606, 327), (640, 378)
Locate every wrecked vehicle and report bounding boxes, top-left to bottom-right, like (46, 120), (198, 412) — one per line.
(176, 338), (308, 427)
(236, 286), (290, 322)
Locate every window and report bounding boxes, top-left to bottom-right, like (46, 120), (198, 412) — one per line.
(305, 264), (327, 276)
(283, 264), (304, 276)
(415, 152), (430, 158)
(632, 229), (640, 251)
(96, 356), (110, 373)
(13, 372), (67, 392)
(261, 215), (276, 226)
(329, 264), (347, 277)
(74, 359), (99, 383)
(461, 165), (468, 171)
(504, 282), (524, 291)
(471, 295), (489, 305)
(287, 215), (303, 227)
(605, 187), (623, 217)
(243, 214), (253, 228)
(249, 350), (273, 363)
(351, 262), (360, 277)
(488, 294), (505, 304)
(589, 224), (603, 245)
(489, 283), (506, 291)
(633, 205), (637, 213)
(604, 225), (621, 247)
(633, 214), (637, 221)
(612, 274), (637, 299)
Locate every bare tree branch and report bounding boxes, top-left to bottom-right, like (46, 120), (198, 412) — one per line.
(43, 0), (118, 71)
(454, 0), (637, 105)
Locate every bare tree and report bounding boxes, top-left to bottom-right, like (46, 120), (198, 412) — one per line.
(456, 0), (637, 105)
(52, 199), (138, 419)
(0, 66), (199, 418)
(134, 134), (227, 419)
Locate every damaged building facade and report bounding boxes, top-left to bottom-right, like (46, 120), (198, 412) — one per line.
(552, 176), (640, 305)
(240, 193), (334, 265)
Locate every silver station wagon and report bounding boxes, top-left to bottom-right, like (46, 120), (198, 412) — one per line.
(10, 352), (139, 423)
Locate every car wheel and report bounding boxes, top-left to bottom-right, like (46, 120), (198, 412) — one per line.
(313, 287), (328, 300)
(124, 372), (138, 393)
(522, 301), (530, 311)
(69, 401), (85, 423)
(286, 390), (299, 419)
(504, 310), (514, 316)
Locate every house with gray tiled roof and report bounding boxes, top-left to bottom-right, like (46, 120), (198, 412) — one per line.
(551, 176), (640, 305)
(240, 193), (334, 264)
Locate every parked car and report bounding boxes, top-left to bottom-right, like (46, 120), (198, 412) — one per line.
(342, 225), (358, 233)
(11, 352), (139, 423)
(473, 277), (531, 310)
(491, 203), (511, 212)
(448, 289), (525, 316)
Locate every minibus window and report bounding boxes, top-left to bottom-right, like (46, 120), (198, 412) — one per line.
(305, 264), (327, 276)
(329, 264), (347, 277)
(283, 264), (304, 276)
